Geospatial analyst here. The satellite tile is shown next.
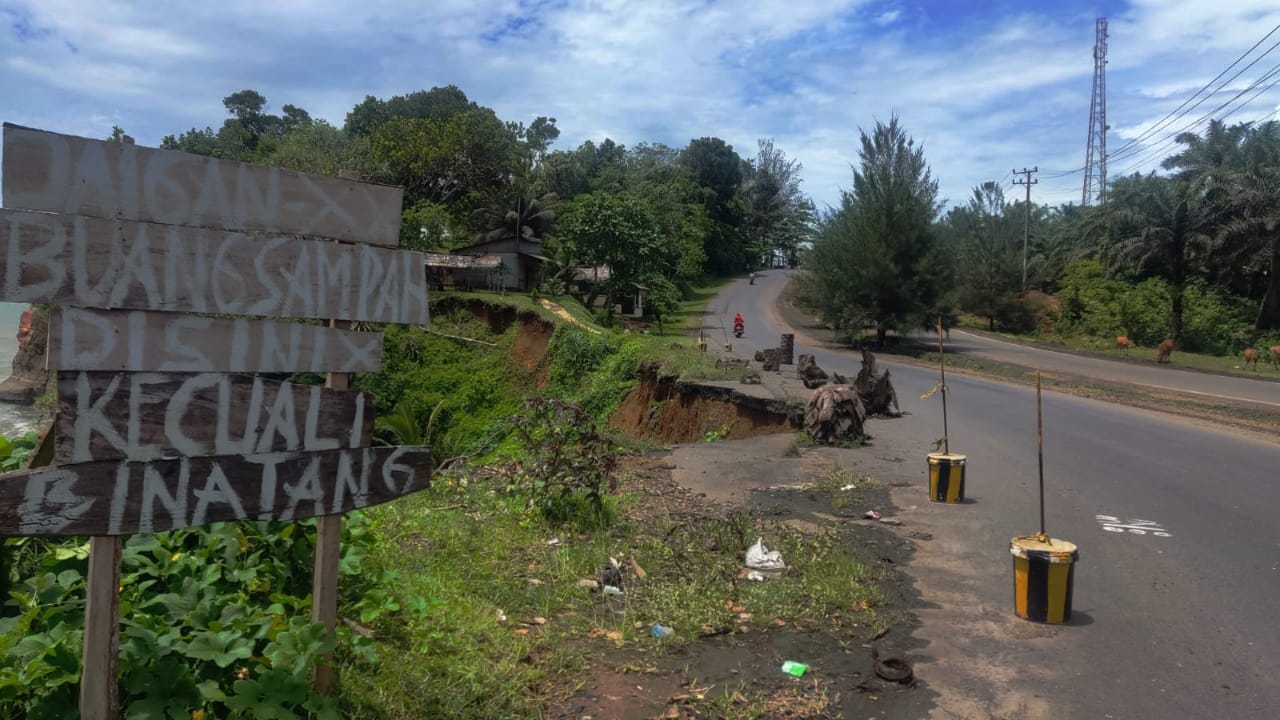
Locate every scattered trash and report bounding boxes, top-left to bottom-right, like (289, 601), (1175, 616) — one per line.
(746, 570), (765, 582)
(841, 484), (858, 491)
(599, 557), (624, 591)
(547, 538), (561, 546)
(879, 517), (903, 526)
(495, 610), (507, 623)
(629, 556), (648, 581)
(602, 585), (624, 596)
(745, 537), (786, 570)
(780, 660), (808, 678)
(527, 578), (543, 586)
(864, 510), (882, 520)
(651, 624), (674, 639)
(577, 579), (600, 590)
(527, 616), (547, 626)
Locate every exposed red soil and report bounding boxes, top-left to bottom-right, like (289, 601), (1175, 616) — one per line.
(610, 364), (799, 443)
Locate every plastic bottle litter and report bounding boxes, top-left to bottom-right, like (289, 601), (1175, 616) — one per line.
(864, 510), (882, 520)
(781, 660), (808, 677)
(746, 571), (765, 582)
(651, 624), (674, 639)
(602, 585), (624, 596)
(745, 537), (785, 570)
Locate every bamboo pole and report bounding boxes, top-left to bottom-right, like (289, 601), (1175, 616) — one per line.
(937, 316), (949, 454)
(1036, 371), (1047, 541)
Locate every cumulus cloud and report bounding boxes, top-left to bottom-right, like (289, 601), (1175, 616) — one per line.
(1, 0), (1278, 210)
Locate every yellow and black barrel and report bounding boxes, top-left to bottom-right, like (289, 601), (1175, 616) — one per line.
(1010, 536), (1078, 624)
(927, 452), (966, 503)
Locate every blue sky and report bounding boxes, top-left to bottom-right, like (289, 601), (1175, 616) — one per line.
(2, 0), (1279, 212)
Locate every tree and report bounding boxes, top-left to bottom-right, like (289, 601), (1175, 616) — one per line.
(744, 139), (816, 268)
(798, 116), (946, 344)
(345, 85), (478, 136)
(945, 182), (1022, 328)
(681, 137), (748, 274)
(557, 194), (663, 312)
(371, 108), (521, 208)
(1103, 173), (1219, 345)
(472, 186), (558, 244)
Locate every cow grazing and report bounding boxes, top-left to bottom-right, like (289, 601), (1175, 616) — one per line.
(1116, 336), (1133, 356)
(1156, 339), (1175, 364)
(1244, 347), (1260, 371)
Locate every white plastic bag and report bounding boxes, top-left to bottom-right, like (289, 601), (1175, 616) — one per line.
(745, 537), (785, 570)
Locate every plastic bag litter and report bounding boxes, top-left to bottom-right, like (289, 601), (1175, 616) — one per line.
(745, 537), (785, 570)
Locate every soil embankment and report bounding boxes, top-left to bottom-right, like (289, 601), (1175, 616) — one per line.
(610, 362), (800, 443)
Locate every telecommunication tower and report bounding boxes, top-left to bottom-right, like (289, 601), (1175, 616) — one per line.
(1082, 18), (1108, 205)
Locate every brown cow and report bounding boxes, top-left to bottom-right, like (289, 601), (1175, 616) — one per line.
(1244, 347), (1260, 371)
(1156, 339), (1175, 364)
(1270, 345), (1280, 370)
(1116, 336), (1133, 356)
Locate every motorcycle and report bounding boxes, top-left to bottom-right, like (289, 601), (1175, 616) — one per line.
(733, 321), (744, 338)
(749, 273), (756, 285)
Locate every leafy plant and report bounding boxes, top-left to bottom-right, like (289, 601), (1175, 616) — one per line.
(506, 397), (621, 528)
(0, 431), (39, 472)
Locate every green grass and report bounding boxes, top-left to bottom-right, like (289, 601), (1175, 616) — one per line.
(668, 276), (736, 337)
(957, 323), (1280, 379)
(338, 473), (887, 719)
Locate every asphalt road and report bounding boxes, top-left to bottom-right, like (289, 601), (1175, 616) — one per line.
(943, 328), (1280, 410)
(709, 271), (1280, 719)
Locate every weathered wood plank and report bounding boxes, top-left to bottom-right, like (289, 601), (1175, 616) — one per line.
(80, 536), (121, 720)
(0, 208), (429, 324)
(55, 371), (374, 464)
(313, 327), (349, 694)
(2, 124), (403, 247)
(47, 308), (383, 373)
(0, 446), (431, 537)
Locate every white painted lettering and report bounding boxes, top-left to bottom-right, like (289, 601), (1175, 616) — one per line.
(190, 463), (248, 526)
(139, 460), (188, 533)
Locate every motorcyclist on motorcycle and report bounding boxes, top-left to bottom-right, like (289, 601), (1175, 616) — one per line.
(733, 312), (744, 338)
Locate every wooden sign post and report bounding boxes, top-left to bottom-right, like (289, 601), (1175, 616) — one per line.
(0, 124), (433, 717)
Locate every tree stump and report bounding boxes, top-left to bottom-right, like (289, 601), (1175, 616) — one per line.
(797, 353), (828, 389)
(805, 384), (866, 444)
(854, 349), (900, 416)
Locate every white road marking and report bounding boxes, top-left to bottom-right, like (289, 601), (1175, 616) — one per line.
(1096, 514), (1172, 538)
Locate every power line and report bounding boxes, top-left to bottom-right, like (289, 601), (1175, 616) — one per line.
(1108, 40), (1280, 164)
(1108, 22), (1280, 157)
(1111, 60), (1280, 176)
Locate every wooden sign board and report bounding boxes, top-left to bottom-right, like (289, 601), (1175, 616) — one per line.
(47, 308), (383, 373)
(2, 124), (403, 247)
(0, 208), (429, 324)
(0, 445), (431, 537)
(55, 371), (374, 464)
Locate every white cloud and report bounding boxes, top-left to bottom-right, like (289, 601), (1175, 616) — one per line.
(1, 0), (1278, 212)
(875, 10), (900, 26)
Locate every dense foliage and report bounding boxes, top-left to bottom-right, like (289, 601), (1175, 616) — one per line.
(158, 86), (817, 307)
(937, 118), (1280, 351)
(1, 513), (399, 719)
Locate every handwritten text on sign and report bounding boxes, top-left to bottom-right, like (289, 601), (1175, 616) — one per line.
(1, 208), (429, 324)
(48, 308), (383, 373)
(0, 446), (431, 537)
(56, 371), (373, 464)
(2, 124), (403, 247)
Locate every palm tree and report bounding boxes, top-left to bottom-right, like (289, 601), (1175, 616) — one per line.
(472, 188), (558, 244)
(1104, 174), (1220, 346)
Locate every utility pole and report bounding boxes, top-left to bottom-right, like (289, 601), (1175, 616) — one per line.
(1012, 167), (1038, 292)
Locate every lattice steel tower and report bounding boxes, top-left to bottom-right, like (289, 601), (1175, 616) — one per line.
(1083, 17), (1108, 205)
